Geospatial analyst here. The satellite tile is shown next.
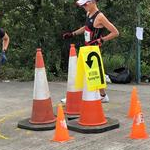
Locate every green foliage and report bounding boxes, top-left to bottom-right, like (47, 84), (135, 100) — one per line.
(141, 61), (150, 76)
(0, 0), (150, 81)
(103, 54), (125, 73)
(0, 65), (34, 81)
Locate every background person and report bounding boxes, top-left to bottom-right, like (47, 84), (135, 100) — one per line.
(0, 28), (9, 64)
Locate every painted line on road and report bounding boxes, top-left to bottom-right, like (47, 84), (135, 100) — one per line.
(0, 133), (9, 139)
(0, 103), (60, 124)
(0, 109), (27, 123)
(0, 103), (60, 139)
(0, 117), (7, 123)
(0, 109), (28, 139)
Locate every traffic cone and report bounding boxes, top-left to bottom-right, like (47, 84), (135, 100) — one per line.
(127, 87), (138, 118)
(29, 48), (56, 124)
(52, 104), (74, 142)
(65, 44), (82, 115)
(78, 82), (107, 126)
(129, 100), (148, 139)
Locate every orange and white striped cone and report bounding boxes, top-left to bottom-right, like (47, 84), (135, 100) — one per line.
(30, 48), (56, 124)
(78, 81), (107, 126)
(18, 48), (56, 131)
(65, 44), (82, 115)
(67, 81), (120, 133)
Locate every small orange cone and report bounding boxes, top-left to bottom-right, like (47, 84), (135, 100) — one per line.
(65, 44), (82, 115)
(30, 48), (56, 124)
(129, 100), (148, 139)
(127, 87), (138, 118)
(78, 82), (107, 126)
(52, 104), (74, 142)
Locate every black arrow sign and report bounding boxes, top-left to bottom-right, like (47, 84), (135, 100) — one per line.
(86, 51), (104, 84)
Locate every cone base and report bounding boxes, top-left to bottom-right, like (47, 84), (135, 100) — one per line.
(18, 118), (56, 131)
(66, 114), (80, 120)
(65, 91), (82, 115)
(52, 136), (74, 143)
(129, 125), (149, 139)
(79, 100), (107, 126)
(129, 134), (149, 139)
(78, 120), (107, 126)
(29, 118), (56, 124)
(30, 99), (56, 124)
(67, 117), (119, 134)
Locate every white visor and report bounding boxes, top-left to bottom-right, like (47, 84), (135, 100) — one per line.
(76, 0), (92, 6)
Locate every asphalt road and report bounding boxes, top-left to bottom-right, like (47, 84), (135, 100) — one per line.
(0, 81), (150, 150)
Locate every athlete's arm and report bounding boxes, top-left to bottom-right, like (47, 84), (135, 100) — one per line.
(97, 13), (119, 42)
(72, 26), (85, 36)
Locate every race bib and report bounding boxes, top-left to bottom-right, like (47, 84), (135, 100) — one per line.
(84, 30), (91, 42)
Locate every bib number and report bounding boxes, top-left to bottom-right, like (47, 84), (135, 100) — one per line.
(84, 30), (91, 42)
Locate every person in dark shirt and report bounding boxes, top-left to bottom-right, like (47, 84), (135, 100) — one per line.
(63, 0), (119, 103)
(0, 28), (9, 64)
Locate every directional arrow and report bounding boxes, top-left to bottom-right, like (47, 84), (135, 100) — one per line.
(86, 51), (104, 84)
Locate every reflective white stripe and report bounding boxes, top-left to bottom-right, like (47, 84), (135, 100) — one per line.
(82, 80), (101, 101)
(67, 56), (81, 92)
(33, 68), (50, 100)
